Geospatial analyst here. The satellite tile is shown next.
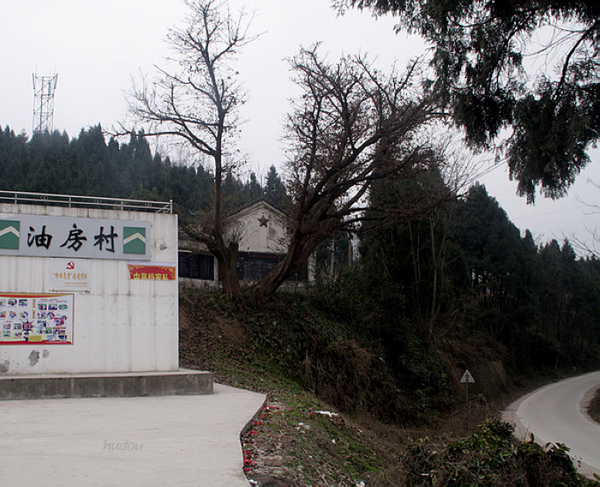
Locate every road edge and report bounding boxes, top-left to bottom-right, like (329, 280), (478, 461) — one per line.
(502, 378), (600, 481)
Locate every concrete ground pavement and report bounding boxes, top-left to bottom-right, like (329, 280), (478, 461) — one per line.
(0, 383), (266, 486)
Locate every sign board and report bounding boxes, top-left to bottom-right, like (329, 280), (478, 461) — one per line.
(460, 369), (475, 383)
(0, 215), (151, 260)
(49, 259), (90, 292)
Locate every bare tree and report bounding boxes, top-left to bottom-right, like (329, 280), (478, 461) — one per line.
(123, 0), (255, 299)
(254, 46), (443, 301)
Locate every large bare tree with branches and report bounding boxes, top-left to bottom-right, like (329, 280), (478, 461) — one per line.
(124, 0), (254, 299)
(254, 46), (444, 301)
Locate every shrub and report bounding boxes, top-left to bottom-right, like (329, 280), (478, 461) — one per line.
(403, 420), (592, 485)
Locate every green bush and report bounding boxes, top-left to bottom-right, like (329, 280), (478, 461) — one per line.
(403, 420), (594, 486)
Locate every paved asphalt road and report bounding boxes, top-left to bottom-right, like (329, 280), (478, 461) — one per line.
(503, 371), (600, 479)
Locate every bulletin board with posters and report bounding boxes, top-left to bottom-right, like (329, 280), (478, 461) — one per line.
(0, 293), (73, 344)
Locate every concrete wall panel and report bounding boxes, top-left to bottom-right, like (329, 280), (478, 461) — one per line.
(0, 203), (178, 375)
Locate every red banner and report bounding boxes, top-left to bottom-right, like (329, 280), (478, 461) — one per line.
(127, 264), (176, 281)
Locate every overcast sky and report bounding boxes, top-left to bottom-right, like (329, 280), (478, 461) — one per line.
(1, 0), (598, 253)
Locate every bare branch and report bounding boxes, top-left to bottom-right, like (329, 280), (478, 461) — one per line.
(255, 45), (453, 299)
(119, 0), (256, 299)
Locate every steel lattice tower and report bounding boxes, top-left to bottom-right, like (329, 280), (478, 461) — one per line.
(32, 73), (58, 133)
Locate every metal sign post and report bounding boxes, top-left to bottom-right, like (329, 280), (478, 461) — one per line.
(460, 369), (475, 403)
(460, 369), (475, 429)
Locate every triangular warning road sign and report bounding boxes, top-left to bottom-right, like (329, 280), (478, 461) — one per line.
(460, 369), (475, 383)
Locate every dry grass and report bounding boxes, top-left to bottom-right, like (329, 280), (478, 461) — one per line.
(589, 388), (600, 424)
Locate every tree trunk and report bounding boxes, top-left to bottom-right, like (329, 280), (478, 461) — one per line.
(220, 253), (241, 300)
(207, 236), (241, 300)
(211, 144), (241, 300)
(255, 233), (317, 302)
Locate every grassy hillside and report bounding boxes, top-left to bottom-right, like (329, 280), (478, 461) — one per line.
(179, 289), (596, 485)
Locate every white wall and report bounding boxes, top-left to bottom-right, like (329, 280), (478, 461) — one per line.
(232, 202), (287, 254)
(0, 203), (178, 375)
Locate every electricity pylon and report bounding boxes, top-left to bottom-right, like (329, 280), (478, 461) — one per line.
(32, 73), (58, 133)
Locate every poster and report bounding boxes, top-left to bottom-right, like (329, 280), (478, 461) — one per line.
(49, 259), (90, 292)
(0, 293), (74, 344)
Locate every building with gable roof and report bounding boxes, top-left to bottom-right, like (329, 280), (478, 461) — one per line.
(179, 200), (313, 288)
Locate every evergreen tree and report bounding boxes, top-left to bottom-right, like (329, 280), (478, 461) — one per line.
(339, 0), (600, 202)
(245, 172), (263, 202)
(0, 127), (29, 191)
(264, 165), (288, 210)
(0, 123), (240, 216)
(451, 184), (541, 355)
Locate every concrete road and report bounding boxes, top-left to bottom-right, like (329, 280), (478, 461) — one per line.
(503, 371), (600, 479)
(0, 384), (266, 486)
